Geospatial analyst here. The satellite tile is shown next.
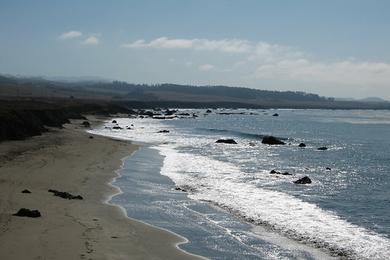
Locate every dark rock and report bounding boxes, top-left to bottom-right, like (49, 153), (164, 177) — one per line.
(175, 187), (185, 192)
(82, 121), (90, 128)
(298, 143), (306, 147)
(317, 147), (328, 151)
(216, 139), (237, 144)
(261, 136), (285, 145)
(164, 109), (177, 116)
(249, 142), (256, 147)
(13, 208), (41, 218)
(153, 116), (167, 119)
(177, 113), (190, 116)
(158, 130), (170, 133)
(89, 135), (94, 139)
(294, 176), (312, 184)
(48, 189), (83, 200)
(112, 126), (123, 130)
(206, 109), (212, 113)
(326, 167), (332, 170)
(112, 120), (117, 123)
(192, 114), (198, 118)
(21, 189), (31, 194)
(143, 111), (154, 117)
(175, 185), (195, 193)
(270, 170), (292, 175)
(272, 113), (279, 117)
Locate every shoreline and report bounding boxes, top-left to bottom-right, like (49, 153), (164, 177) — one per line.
(0, 117), (202, 260)
(104, 148), (206, 259)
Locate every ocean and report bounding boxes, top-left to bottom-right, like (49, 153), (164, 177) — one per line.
(90, 109), (390, 259)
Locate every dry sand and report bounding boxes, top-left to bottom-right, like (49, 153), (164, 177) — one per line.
(0, 117), (202, 260)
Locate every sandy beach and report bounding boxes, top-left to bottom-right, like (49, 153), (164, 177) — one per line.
(0, 117), (201, 260)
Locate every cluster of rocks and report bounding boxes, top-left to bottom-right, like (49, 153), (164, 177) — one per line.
(48, 189), (83, 200)
(174, 185), (196, 193)
(131, 108), (200, 120)
(13, 188), (84, 218)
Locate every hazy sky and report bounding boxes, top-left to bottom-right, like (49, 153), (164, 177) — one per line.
(1, 0), (390, 99)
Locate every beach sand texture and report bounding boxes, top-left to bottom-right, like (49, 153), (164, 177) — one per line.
(0, 118), (200, 260)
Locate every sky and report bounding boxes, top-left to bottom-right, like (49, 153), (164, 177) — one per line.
(0, 0), (390, 99)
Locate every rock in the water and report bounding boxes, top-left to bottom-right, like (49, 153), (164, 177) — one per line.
(89, 135), (94, 139)
(206, 109), (212, 113)
(82, 121), (90, 128)
(261, 136), (285, 145)
(272, 113), (279, 117)
(112, 120), (117, 123)
(216, 139), (237, 144)
(13, 208), (41, 218)
(298, 143), (306, 147)
(112, 126), (123, 130)
(294, 176), (312, 184)
(174, 185), (195, 193)
(48, 189), (83, 200)
(326, 167), (332, 170)
(249, 142), (256, 147)
(317, 147), (328, 151)
(158, 130), (170, 133)
(164, 109), (177, 116)
(21, 189), (31, 193)
(270, 170), (292, 175)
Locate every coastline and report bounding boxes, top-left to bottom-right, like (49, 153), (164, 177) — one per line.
(0, 117), (202, 260)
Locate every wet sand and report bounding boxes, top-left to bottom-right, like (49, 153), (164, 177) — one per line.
(0, 117), (201, 260)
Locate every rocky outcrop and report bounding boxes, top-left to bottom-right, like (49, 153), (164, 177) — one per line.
(298, 143), (306, 147)
(294, 176), (312, 184)
(158, 130), (170, 133)
(13, 208), (41, 218)
(317, 147), (328, 151)
(82, 121), (90, 127)
(216, 139), (238, 144)
(261, 136), (285, 145)
(21, 189), (31, 194)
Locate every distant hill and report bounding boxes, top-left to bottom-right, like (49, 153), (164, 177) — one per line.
(359, 97), (389, 103)
(1, 74), (390, 109)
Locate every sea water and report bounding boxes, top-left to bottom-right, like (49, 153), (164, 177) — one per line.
(90, 109), (390, 259)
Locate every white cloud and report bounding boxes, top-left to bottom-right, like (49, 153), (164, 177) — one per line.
(59, 31), (83, 40)
(82, 36), (99, 45)
(122, 37), (251, 53)
(254, 59), (390, 86)
(198, 64), (215, 71)
(122, 36), (390, 97)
